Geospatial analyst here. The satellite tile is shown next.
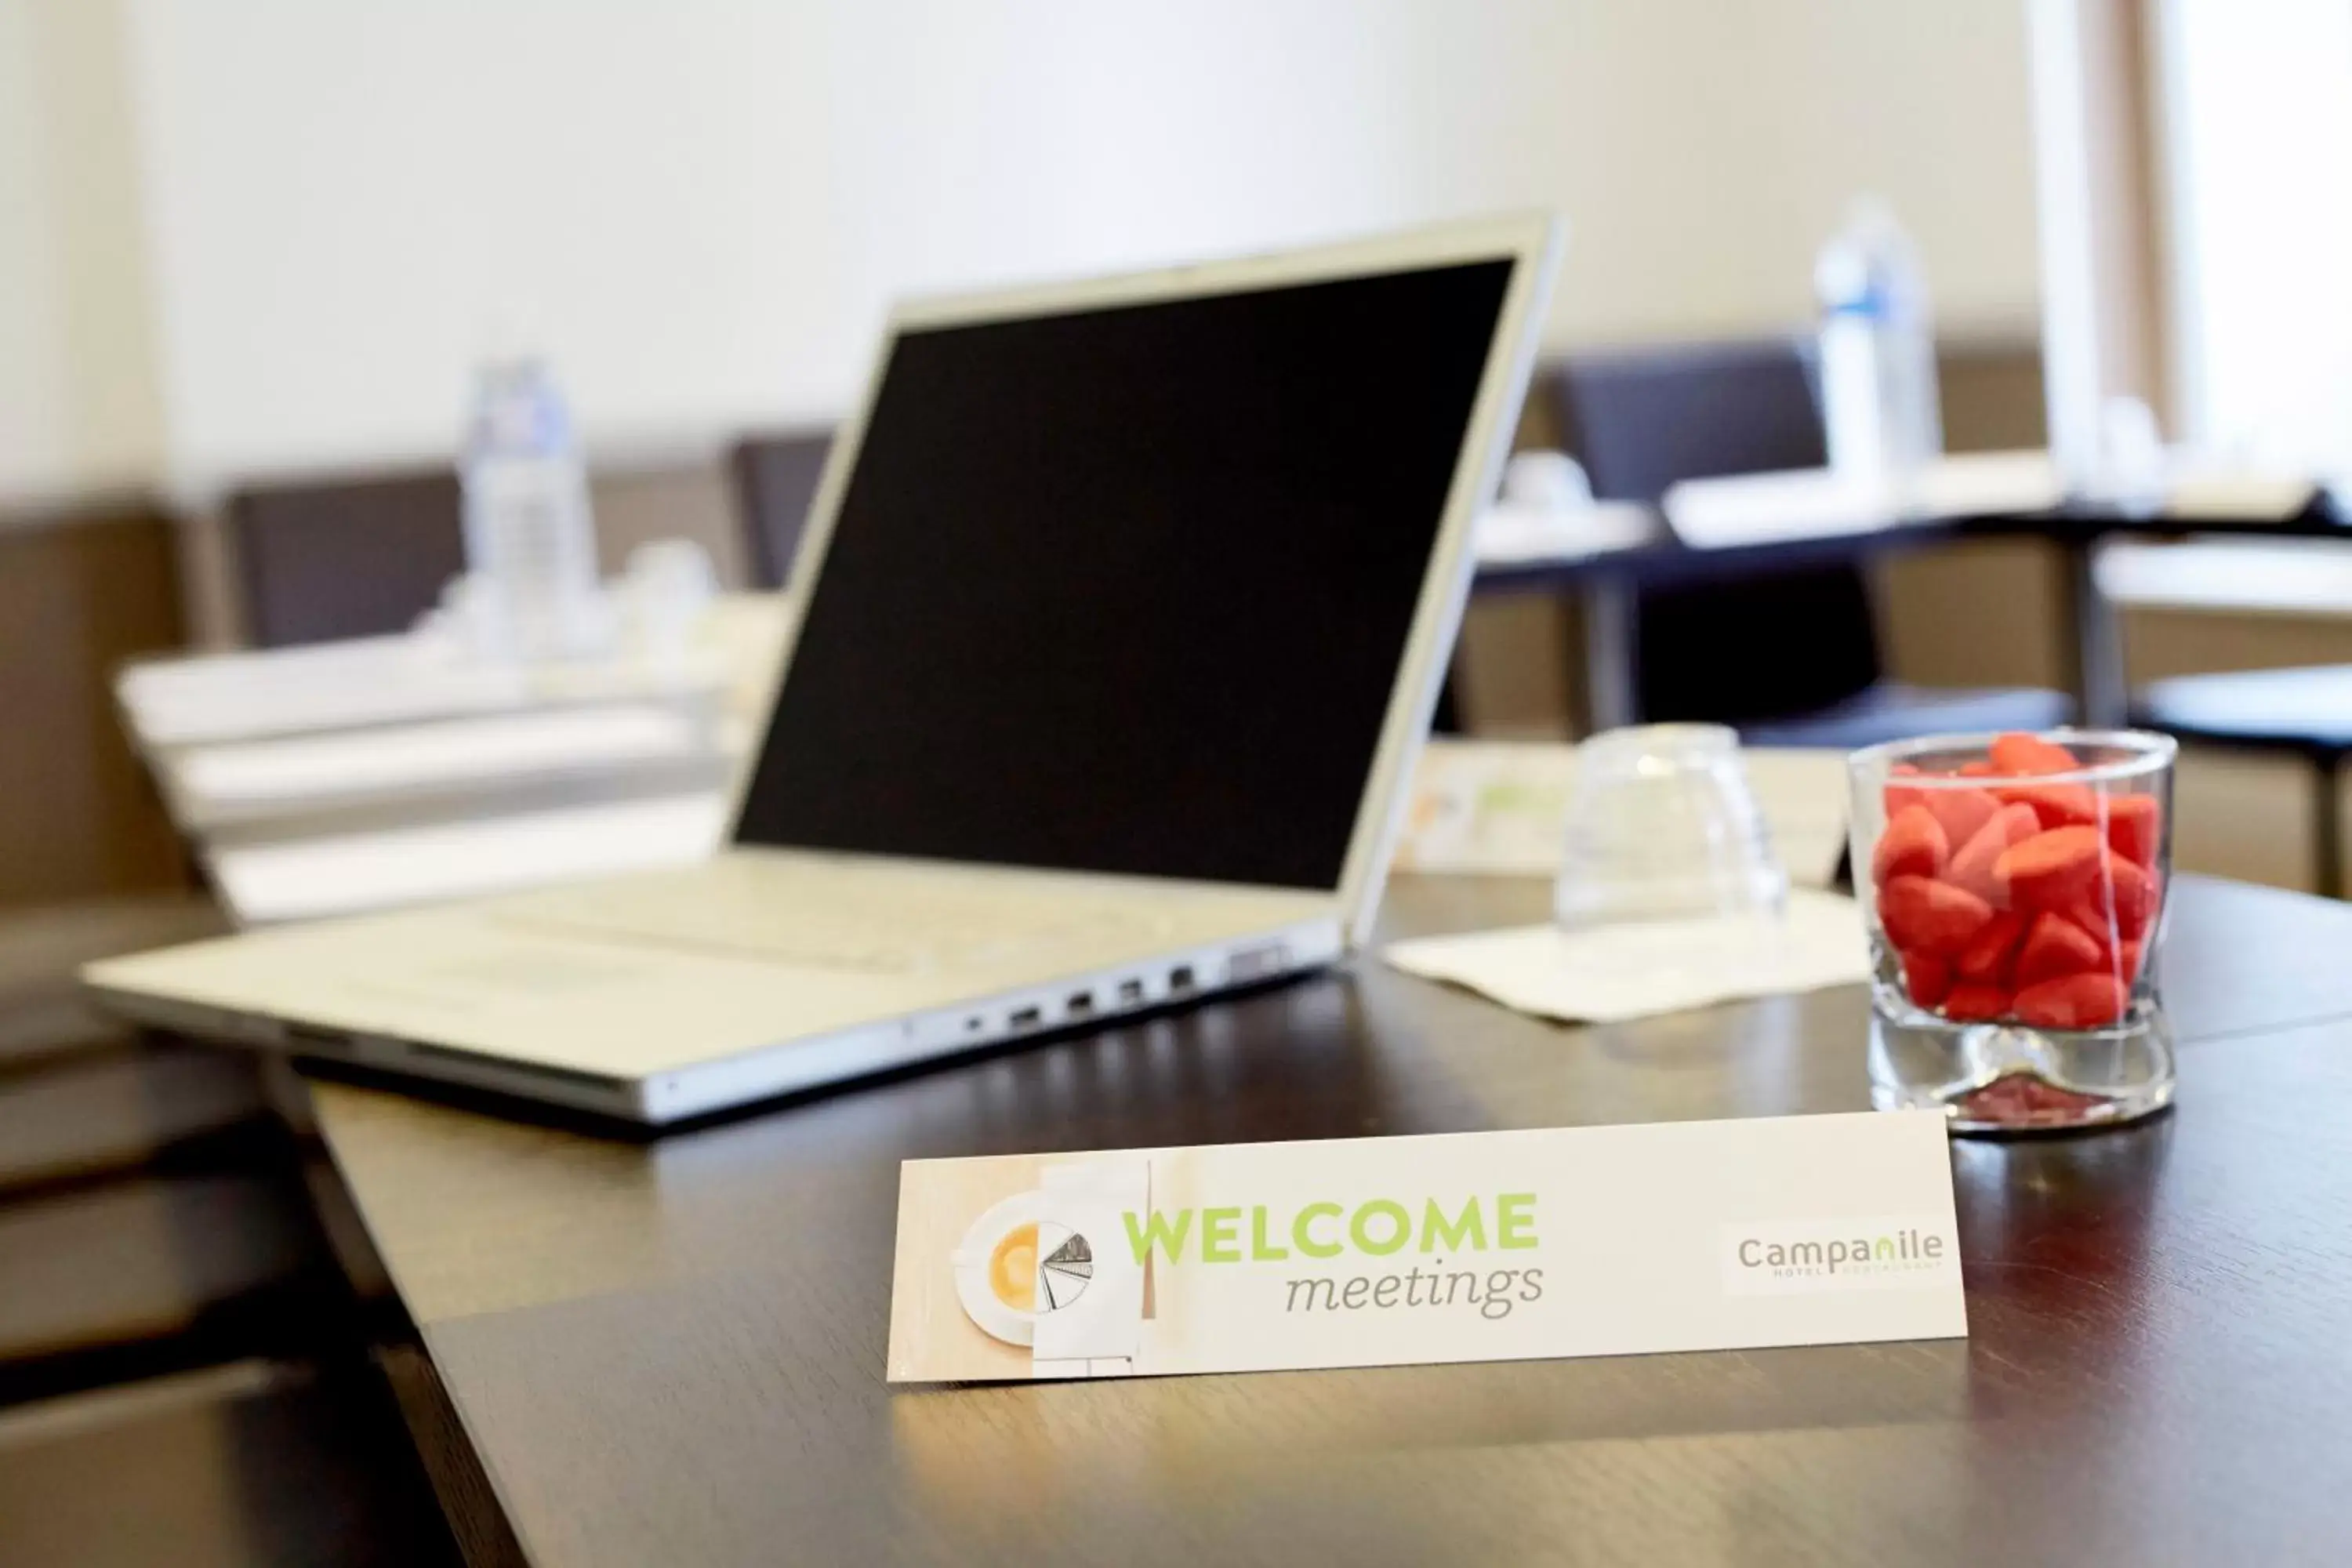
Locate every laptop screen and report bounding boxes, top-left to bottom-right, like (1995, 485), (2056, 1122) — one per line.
(732, 257), (1517, 890)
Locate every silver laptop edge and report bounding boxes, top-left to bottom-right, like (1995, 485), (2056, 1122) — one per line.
(93, 911), (1346, 1122)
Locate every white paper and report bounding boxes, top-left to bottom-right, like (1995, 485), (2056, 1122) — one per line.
(1395, 739), (1849, 888)
(1381, 889), (1870, 1024)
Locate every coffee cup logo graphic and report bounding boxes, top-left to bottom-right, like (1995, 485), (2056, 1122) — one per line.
(952, 1196), (1095, 1345)
(987, 1223), (1040, 1312)
(920, 1156), (1149, 1373)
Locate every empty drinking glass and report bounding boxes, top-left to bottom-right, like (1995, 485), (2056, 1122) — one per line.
(1555, 724), (1789, 929)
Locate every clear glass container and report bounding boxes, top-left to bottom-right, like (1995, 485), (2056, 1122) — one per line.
(1847, 730), (2177, 1134)
(1556, 724), (1788, 929)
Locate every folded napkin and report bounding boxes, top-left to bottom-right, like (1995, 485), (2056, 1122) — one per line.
(1381, 890), (1871, 1025)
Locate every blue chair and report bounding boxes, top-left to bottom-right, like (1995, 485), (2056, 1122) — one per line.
(1545, 339), (2071, 746)
(2133, 666), (2352, 898)
(729, 430), (833, 590)
(228, 470), (463, 648)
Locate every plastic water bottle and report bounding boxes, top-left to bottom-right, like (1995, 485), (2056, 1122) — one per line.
(459, 356), (607, 660)
(1815, 201), (1943, 495)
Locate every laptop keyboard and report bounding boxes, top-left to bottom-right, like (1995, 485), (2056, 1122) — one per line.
(502, 858), (1178, 974)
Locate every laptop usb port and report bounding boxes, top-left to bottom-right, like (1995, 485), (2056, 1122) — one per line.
(1227, 942), (1290, 982)
(1117, 979), (1145, 1005)
(1167, 965), (1196, 995)
(1065, 992), (1095, 1018)
(1007, 1006), (1044, 1031)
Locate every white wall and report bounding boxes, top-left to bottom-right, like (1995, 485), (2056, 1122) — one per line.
(2157, 0), (2352, 473)
(6, 0), (2041, 503)
(0, 0), (162, 506)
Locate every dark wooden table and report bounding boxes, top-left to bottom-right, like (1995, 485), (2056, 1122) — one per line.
(307, 873), (2352, 1565)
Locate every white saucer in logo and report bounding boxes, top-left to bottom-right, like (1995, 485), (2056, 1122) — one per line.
(950, 1192), (1095, 1346)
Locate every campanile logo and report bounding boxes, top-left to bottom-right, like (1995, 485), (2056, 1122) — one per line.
(1719, 1214), (1959, 1296)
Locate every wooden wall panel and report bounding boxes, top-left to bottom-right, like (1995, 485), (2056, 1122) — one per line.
(0, 509), (191, 908)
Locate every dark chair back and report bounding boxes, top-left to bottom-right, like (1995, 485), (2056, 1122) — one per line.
(227, 470), (463, 648)
(1546, 340), (1882, 725)
(729, 431), (833, 590)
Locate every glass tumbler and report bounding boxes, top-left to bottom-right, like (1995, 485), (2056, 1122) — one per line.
(1847, 730), (2177, 1134)
(1556, 724), (1788, 928)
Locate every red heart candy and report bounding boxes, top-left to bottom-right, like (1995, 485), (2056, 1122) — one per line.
(1902, 949), (1954, 1008)
(1994, 781), (2101, 829)
(1955, 911), (2026, 985)
(2013, 971), (2129, 1029)
(1879, 875), (1995, 954)
(2067, 855), (2160, 945)
(2103, 793), (2162, 866)
(1882, 761), (1927, 820)
(2015, 911), (2106, 988)
(1991, 732), (2080, 775)
(1947, 803), (2042, 906)
(1941, 982), (2012, 1022)
(1994, 826), (2107, 909)
(1921, 787), (2001, 852)
(1871, 804), (1951, 887)
(2106, 855), (2161, 937)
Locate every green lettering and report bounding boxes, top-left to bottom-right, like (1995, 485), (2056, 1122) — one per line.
(1351, 1200), (1410, 1256)
(1497, 1192), (1538, 1250)
(1200, 1207), (1241, 1263)
(1419, 1196), (1487, 1254)
(1294, 1202), (1343, 1258)
(1250, 1206), (1289, 1261)
(1875, 1237), (1896, 1261)
(1123, 1208), (1193, 1265)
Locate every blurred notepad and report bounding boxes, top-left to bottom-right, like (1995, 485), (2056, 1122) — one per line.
(1912, 450), (2066, 517)
(1396, 740), (1849, 887)
(213, 793), (728, 924)
(2162, 470), (2319, 521)
(1662, 451), (2063, 549)
(1474, 499), (1654, 564)
(1382, 891), (1869, 1025)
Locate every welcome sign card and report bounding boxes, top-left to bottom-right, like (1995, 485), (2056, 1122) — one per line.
(885, 1110), (1964, 1383)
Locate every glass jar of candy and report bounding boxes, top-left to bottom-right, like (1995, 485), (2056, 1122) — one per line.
(1848, 730), (2177, 1134)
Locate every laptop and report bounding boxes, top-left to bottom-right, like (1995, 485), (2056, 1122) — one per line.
(85, 214), (1563, 1124)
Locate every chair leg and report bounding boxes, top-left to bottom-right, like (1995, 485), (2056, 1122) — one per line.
(2313, 751), (2345, 901)
(1577, 575), (1639, 733)
(2057, 539), (2130, 728)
